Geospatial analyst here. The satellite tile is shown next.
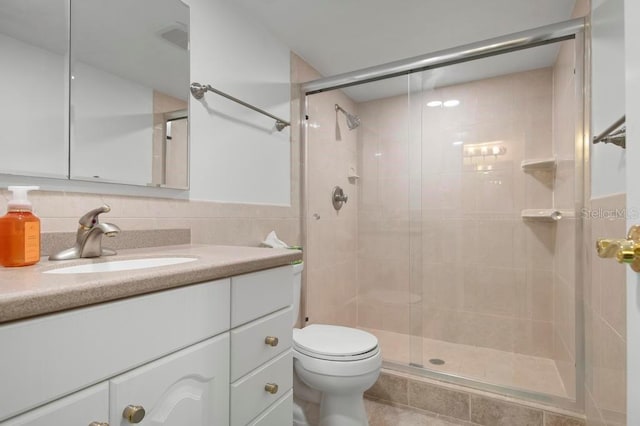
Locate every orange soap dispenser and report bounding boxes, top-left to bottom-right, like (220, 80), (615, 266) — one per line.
(0, 186), (41, 267)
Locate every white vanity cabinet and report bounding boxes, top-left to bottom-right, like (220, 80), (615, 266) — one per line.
(0, 263), (295, 426)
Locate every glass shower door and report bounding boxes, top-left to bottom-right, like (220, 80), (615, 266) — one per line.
(404, 39), (582, 402)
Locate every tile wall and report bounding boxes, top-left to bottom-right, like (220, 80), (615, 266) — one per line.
(584, 194), (626, 425)
(0, 189), (301, 249)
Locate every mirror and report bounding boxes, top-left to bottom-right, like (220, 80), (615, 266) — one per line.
(0, 0), (69, 179)
(70, 0), (190, 189)
(0, 0), (189, 189)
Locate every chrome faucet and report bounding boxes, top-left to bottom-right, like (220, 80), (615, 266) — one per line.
(49, 205), (121, 260)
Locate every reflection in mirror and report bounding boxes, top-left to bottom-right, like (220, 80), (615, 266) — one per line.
(0, 0), (69, 178)
(153, 93), (188, 188)
(70, 0), (189, 189)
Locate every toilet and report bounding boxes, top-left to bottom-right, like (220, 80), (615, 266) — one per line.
(291, 262), (382, 426)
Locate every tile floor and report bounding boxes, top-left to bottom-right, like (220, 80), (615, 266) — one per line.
(297, 396), (467, 426)
(363, 328), (567, 397)
(365, 398), (468, 426)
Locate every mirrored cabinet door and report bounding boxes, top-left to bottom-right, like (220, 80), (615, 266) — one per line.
(0, 0), (190, 190)
(70, 0), (190, 189)
(0, 0), (69, 179)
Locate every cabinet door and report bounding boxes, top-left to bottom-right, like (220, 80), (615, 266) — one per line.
(1, 383), (108, 426)
(110, 333), (230, 426)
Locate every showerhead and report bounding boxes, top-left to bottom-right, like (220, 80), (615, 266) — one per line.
(335, 104), (360, 130)
(345, 113), (361, 130)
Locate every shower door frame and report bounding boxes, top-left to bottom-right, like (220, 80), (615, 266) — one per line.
(300, 18), (588, 412)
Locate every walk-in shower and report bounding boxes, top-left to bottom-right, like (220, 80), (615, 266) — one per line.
(301, 17), (586, 411)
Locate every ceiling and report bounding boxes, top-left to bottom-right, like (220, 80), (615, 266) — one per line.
(235, 0), (579, 101)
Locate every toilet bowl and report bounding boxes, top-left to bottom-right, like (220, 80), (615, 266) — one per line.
(293, 325), (381, 426)
(291, 263), (382, 426)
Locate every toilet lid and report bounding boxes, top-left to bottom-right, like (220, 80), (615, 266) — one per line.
(293, 325), (378, 358)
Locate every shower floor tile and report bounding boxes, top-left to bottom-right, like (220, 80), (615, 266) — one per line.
(362, 328), (568, 398)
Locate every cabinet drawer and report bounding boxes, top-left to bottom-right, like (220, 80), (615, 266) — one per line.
(230, 350), (292, 426)
(0, 383), (108, 426)
(231, 266), (292, 327)
(248, 390), (293, 426)
(0, 279), (230, 422)
(231, 306), (292, 381)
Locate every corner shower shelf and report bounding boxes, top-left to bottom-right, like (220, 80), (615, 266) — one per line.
(521, 209), (574, 222)
(521, 158), (556, 171)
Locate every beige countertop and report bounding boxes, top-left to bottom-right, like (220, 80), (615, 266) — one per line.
(0, 244), (302, 324)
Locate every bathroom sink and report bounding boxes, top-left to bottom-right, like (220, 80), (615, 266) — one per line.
(44, 257), (198, 274)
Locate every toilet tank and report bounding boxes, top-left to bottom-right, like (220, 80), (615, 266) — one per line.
(292, 262), (304, 327)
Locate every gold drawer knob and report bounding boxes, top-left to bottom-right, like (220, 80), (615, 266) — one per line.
(123, 405), (146, 424)
(265, 336), (279, 347)
(89, 423), (109, 426)
(265, 383), (279, 394)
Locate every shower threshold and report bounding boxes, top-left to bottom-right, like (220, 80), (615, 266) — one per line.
(362, 327), (568, 398)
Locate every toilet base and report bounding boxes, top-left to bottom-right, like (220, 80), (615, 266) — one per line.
(293, 392), (369, 426)
(294, 366), (374, 426)
(293, 397), (312, 426)
(319, 393), (368, 426)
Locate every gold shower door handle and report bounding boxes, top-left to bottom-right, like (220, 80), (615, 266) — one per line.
(596, 224), (640, 272)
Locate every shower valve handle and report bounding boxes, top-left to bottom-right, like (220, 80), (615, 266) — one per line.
(332, 186), (348, 211)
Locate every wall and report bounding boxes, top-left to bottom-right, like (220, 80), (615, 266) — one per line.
(590, 0), (626, 197)
(0, 0), (300, 249)
(188, 0), (291, 205)
(585, 0), (627, 424)
(584, 195), (626, 426)
(298, 54), (359, 328)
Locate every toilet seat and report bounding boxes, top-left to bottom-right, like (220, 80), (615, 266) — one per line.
(293, 325), (379, 362)
(294, 345), (382, 377)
